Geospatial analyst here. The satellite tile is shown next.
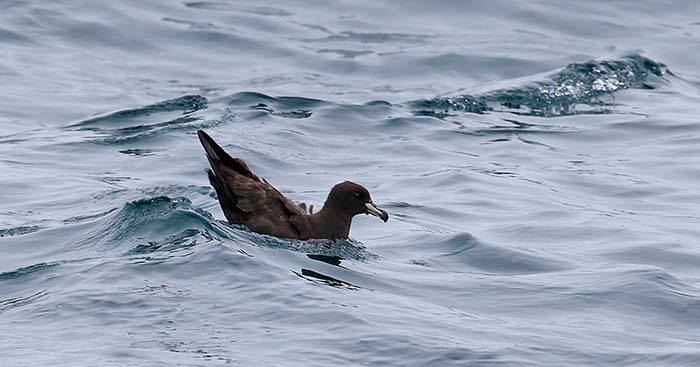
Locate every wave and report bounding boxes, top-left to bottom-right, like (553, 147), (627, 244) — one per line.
(68, 95), (209, 128)
(427, 233), (572, 274)
(63, 195), (376, 262)
(59, 53), (673, 149)
(68, 196), (228, 254)
(411, 53), (669, 117)
(556, 265), (700, 328)
(66, 92), (326, 144)
(0, 290), (49, 313)
(65, 95), (224, 144)
(251, 234), (378, 262)
(0, 225), (43, 238)
(0, 262), (60, 282)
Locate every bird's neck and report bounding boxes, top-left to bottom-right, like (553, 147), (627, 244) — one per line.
(311, 205), (353, 239)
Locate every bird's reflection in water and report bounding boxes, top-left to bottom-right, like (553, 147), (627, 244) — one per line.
(292, 254), (363, 289)
(294, 267), (361, 291)
(306, 254), (342, 266)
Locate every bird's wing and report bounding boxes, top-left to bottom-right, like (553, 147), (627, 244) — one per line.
(199, 130), (259, 180)
(232, 173), (314, 239)
(275, 195), (315, 240)
(199, 130), (314, 239)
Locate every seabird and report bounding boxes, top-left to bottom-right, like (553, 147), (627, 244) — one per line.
(198, 130), (389, 240)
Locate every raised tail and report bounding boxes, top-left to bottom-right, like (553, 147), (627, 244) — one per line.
(197, 130), (258, 180)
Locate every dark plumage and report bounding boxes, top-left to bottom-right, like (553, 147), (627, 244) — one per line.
(198, 130), (388, 240)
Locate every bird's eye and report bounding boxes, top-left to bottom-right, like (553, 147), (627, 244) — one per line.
(354, 192), (361, 198)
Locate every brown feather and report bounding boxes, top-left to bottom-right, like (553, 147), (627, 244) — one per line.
(198, 130), (388, 240)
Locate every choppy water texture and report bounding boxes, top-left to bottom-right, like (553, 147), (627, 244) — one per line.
(2, 1), (700, 366)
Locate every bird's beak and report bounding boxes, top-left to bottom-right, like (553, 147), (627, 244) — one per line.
(365, 202), (389, 222)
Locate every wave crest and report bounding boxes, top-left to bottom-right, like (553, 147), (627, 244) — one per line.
(412, 53), (669, 117)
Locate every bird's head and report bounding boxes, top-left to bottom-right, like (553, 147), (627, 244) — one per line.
(325, 181), (389, 222)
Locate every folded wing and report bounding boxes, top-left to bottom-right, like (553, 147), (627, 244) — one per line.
(198, 130), (314, 239)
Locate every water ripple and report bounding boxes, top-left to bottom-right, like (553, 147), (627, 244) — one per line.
(412, 53), (669, 117)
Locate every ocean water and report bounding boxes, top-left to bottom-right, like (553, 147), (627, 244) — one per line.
(2, 1), (700, 365)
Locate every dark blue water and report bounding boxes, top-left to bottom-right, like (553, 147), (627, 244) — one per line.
(2, 1), (700, 366)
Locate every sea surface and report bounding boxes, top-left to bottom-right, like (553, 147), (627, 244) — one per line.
(2, 1), (700, 366)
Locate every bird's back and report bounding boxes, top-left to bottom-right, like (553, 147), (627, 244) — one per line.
(199, 130), (314, 239)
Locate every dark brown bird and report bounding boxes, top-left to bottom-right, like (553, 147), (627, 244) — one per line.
(197, 130), (389, 240)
